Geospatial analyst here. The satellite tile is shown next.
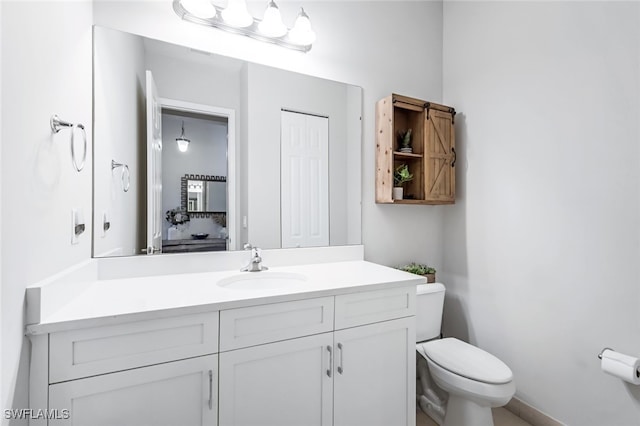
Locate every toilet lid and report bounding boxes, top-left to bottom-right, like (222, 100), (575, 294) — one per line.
(423, 338), (513, 384)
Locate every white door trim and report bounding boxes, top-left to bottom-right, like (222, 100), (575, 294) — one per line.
(159, 98), (237, 251)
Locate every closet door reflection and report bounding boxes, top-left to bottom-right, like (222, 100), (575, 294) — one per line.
(281, 111), (329, 249)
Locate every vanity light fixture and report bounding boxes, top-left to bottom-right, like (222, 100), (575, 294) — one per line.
(221, 0), (253, 28)
(176, 121), (190, 153)
(258, 1), (287, 37)
(180, 0), (217, 18)
(173, 0), (316, 52)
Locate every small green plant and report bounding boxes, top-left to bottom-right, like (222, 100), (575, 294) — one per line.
(396, 263), (436, 275)
(398, 128), (412, 150)
(394, 164), (414, 186)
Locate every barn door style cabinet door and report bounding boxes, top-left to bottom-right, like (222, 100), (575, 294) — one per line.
(375, 94), (456, 204)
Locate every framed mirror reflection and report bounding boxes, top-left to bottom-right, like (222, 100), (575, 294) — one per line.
(182, 175), (227, 214)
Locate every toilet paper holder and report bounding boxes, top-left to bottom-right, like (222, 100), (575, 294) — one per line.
(598, 347), (640, 379)
(597, 347), (615, 360)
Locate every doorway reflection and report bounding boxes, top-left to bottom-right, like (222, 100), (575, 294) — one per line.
(161, 109), (229, 253)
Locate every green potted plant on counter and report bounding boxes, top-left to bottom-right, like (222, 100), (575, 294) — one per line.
(396, 263), (437, 283)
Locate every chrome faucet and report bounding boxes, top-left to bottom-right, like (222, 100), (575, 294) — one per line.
(241, 244), (268, 272)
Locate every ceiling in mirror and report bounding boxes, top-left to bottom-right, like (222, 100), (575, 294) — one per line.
(92, 26), (362, 258)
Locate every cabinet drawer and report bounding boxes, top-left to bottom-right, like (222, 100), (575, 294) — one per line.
(49, 354), (218, 426)
(50, 312), (219, 383)
(220, 297), (334, 351)
(335, 286), (415, 330)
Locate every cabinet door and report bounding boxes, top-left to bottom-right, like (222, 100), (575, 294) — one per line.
(333, 317), (416, 426)
(219, 333), (333, 426)
(425, 108), (455, 203)
(49, 355), (217, 426)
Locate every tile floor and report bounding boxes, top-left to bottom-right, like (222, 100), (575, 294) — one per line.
(417, 407), (533, 426)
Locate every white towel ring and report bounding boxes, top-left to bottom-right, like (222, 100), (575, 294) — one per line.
(111, 160), (130, 193)
(50, 115), (87, 172)
(121, 164), (130, 192)
(71, 123), (87, 172)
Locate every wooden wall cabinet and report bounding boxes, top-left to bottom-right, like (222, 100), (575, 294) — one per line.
(375, 94), (456, 204)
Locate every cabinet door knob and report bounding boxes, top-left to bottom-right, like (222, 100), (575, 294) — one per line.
(326, 345), (333, 378)
(337, 343), (344, 375)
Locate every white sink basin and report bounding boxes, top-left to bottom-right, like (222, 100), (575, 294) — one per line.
(216, 271), (308, 291)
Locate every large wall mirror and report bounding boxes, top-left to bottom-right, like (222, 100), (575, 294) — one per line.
(92, 26), (362, 257)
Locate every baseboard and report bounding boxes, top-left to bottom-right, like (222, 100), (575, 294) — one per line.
(505, 397), (565, 426)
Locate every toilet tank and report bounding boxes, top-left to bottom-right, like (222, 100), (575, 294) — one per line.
(416, 283), (445, 342)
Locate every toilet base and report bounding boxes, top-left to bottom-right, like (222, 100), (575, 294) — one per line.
(443, 395), (494, 426)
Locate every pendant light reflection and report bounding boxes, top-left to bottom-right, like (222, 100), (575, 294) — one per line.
(176, 121), (190, 153)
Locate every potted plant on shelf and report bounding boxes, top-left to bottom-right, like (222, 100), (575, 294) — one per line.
(396, 263), (437, 283)
(393, 164), (413, 200)
(398, 128), (413, 153)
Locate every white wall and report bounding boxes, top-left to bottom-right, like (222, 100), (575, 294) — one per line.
(161, 113), (228, 239)
(442, 2), (640, 424)
(0, 0), (3, 415)
(93, 27), (145, 257)
(144, 48), (243, 114)
(346, 85), (363, 246)
(246, 63), (355, 248)
(240, 64), (250, 247)
(1, 1), (93, 420)
(93, 0), (445, 267)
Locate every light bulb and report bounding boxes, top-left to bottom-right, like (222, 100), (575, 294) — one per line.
(258, 1), (287, 38)
(288, 8), (316, 46)
(180, 0), (216, 19)
(176, 138), (190, 152)
(221, 0), (253, 28)
(176, 121), (190, 153)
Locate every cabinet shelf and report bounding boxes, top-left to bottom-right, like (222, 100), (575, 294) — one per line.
(393, 151), (423, 159)
(375, 94), (456, 205)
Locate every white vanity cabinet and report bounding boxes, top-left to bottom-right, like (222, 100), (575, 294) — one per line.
(40, 312), (220, 426)
(49, 355), (218, 426)
(333, 318), (415, 426)
(29, 283), (416, 426)
(219, 333), (334, 426)
(217, 287), (416, 426)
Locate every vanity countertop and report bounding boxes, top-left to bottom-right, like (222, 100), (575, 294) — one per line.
(26, 260), (424, 335)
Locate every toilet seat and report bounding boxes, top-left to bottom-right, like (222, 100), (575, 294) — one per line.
(422, 338), (513, 384)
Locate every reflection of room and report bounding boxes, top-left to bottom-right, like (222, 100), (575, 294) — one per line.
(161, 110), (229, 253)
(92, 27), (361, 258)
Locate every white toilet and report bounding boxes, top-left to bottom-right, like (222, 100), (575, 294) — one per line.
(415, 283), (515, 426)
